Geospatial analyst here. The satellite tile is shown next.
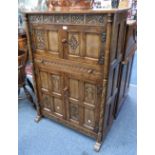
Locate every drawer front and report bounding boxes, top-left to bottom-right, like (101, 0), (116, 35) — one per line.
(34, 54), (103, 81)
(28, 14), (107, 65)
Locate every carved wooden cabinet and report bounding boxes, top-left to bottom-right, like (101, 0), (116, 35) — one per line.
(24, 9), (129, 151)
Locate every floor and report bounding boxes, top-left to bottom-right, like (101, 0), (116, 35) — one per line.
(130, 52), (137, 85)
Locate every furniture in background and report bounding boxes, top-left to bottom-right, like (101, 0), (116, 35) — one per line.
(47, 0), (94, 10)
(18, 32), (35, 106)
(114, 20), (136, 117)
(24, 8), (130, 151)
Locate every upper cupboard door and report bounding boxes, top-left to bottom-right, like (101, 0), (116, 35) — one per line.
(31, 25), (63, 58)
(62, 26), (106, 65)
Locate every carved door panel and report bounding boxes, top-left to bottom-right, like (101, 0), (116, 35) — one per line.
(62, 26), (106, 65)
(65, 74), (102, 132)
(31, 25), (63, 58)
(34, 66), (65, 118)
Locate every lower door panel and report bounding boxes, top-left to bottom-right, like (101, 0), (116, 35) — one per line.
(65, 74), (102, 133)
(35, 64), (102, 134)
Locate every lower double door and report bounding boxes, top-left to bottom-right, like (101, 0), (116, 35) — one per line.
(35, 65), (102, 133)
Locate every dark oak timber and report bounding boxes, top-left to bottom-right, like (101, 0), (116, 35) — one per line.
(24, 8), (135, 152)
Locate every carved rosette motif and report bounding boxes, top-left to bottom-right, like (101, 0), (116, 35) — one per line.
(28, 14), (106, 26)
(68, 35), (79, 53)
(35, 30), (46, 50)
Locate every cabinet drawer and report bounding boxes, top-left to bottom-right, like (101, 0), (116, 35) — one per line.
(34, 54), (103, 81)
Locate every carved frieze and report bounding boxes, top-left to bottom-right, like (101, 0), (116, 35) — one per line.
(54, 15), (70, 24)
(86, 15), (105, 25)
(29, 14), (106, 26)
(71, 15), (84, 24)
(29, 15), (43, 24)
(43, 15), (53, 23)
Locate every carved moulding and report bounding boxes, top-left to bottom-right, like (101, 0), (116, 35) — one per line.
(28, 14), (106, 26)
(34, 58), (101, 77)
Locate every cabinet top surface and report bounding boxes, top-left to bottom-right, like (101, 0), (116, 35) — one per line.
(23, 8), (129, 15)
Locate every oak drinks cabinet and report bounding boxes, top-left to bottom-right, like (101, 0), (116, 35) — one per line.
(24, 8), (136, 151)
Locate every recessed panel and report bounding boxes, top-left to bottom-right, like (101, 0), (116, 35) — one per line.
(48, 31), (59, 52)
(51, 75), (61, 93)
(84, 109), (95, 129)
(53, 98), (63, 115)
(69, 103), (79, 121)
(84, 83), (96, 105)
(42, 94), (52, 111)
(86, 33), (100, 58)
(69, 79), (79, 99)
(40, 71), (49, 89)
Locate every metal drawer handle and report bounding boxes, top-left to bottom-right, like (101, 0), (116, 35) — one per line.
(87, 69), (93, 74)
(62, 39), (67, 44)
(56, 106), (60, 110)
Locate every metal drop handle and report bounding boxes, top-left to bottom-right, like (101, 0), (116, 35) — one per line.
(62, 38), (67, 44)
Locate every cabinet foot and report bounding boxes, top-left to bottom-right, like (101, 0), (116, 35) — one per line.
(34, 115), (42, 123)
(94, 142), (102, 152)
